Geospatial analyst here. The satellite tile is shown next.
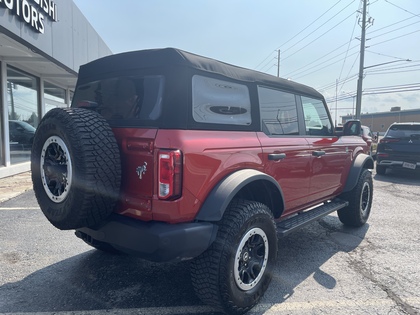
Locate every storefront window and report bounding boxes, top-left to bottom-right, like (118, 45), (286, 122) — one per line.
(44, 81), (66, 113)
(7, 67), (39, 165)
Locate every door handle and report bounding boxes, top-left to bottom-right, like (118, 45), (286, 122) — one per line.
(312, 150), (326, 157)
(268, 153), (286, 161)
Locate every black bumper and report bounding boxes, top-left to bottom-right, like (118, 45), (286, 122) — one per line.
(76, 214), (218, 262)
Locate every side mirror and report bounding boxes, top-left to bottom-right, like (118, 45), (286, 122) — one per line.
(343, 120), (361, 136)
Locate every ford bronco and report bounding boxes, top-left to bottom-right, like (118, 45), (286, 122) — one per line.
(31, 48), (374, 314)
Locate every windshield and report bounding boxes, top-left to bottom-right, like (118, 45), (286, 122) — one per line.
(72, 75), (165, 121)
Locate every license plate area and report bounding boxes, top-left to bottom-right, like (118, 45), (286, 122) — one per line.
(402, 162), (416, 169)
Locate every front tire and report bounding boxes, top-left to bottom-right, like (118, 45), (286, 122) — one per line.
(338, 169), (373, 227)
(190, 199), (277, 314)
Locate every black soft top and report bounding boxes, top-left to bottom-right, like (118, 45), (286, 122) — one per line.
(77, 48), (323, 99)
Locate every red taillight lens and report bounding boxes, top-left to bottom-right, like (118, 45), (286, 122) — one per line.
(158, 150), (182, 200)
(380, 138), (400, 144)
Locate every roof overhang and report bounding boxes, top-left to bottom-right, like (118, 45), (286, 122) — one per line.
(0, 32), (77, 89)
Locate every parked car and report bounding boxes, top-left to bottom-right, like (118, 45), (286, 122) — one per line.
(9, 120), (36, 147)
(30, 48), (374, 315)
(376, 122), (420, 175)
(360, 125), (376, 156)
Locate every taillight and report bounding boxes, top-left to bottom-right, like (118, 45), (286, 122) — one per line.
(380, 138), (400, 144)
(158, 150), (182, 200)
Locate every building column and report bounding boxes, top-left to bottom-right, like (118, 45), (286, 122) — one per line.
(0, 60), (11, 167)
(39, 78), (45, 118)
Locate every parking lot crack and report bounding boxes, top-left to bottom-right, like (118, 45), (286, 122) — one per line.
(348, 246), (419, 315)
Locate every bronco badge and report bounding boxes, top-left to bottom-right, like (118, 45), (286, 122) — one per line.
(136, 162), (147, 180)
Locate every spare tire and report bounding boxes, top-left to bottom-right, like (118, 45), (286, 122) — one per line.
(31, 108), (121, 230)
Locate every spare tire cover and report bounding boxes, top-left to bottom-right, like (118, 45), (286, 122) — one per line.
(31, 107), (121, 230)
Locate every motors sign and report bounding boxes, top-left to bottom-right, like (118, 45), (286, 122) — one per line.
(0, 0), (58, 34)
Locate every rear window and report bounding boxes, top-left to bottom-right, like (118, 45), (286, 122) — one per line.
(386, 124), (420, 138)
(72, 75), (165, 120)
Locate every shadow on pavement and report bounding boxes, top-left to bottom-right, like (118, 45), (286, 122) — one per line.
(0, 205), (368, 315)
(374, 168), (420, 186)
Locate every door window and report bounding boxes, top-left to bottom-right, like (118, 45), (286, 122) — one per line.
(258, 87), (298, 136)
(301, 96), (332, 136)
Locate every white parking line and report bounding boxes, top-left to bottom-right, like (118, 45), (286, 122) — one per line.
(0, 305), (215, 315)
(0, 207), (39, 211)
(3, 297), (420, 315)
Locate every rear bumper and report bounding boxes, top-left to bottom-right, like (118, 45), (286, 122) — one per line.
(76, 214), (218, 262)
(377, 159), (420, 168)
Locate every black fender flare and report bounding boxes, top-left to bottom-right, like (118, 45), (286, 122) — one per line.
(195, 169), (285, 222)
(342, 153), (374, 193)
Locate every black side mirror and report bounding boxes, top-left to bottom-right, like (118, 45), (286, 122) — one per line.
(343, 120), (361, 136)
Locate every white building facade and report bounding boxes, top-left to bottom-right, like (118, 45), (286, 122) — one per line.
(0, 0), (112, 178)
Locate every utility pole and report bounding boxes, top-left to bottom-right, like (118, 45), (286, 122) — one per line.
(355, 0), (369, 120)
(277, 50), (280, 77)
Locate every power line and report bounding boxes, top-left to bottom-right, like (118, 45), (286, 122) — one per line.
(384, 0), (420, 18)
(365, 50), (412, 61)
(338, 8), (360, 90)
(293, 51), (359, 80)
(325, 83), (420, 102)
(283, 41), (359, 78)
(370, 29), (420, 47)
(368, 15), (418, 34)
(282, 10), (356, 63)
(278, 0), (346, 52)
(368, 20), (420, 40)
(254, 0), (355, 70)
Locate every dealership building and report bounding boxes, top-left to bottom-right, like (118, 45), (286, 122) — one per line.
(0, 0), (111, 178)
(342, 107), (420, 135)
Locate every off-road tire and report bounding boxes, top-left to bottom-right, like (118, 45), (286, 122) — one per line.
(190, 199), (277, 315)
(338, 169), (373, 227)
(31, 108), (121, 230)
(376, 164), (386, 175)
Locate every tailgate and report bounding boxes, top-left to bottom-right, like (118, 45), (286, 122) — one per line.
(112, 128), (158, 218)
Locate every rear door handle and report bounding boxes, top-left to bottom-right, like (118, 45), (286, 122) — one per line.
(268, 153), (286, 161)
(312, 150), (326, 157)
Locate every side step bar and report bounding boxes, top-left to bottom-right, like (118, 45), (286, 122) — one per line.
(276, 199), (349, 238)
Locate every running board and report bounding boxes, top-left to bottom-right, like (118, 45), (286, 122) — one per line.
(276, 199), (349, 238)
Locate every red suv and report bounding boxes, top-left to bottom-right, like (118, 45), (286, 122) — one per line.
(31, 48), (374, 315)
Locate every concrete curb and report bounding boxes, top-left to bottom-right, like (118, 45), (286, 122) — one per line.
(0, 172), (33, 203)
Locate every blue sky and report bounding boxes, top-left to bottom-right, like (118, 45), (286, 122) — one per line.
(73, 0), (420, 120)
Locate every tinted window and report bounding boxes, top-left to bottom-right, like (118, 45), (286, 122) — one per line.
(192, 75), (251, 125)
(386, 124), (420, 138)
(258, 87), (298, 135)
(301, 96), (332, 136)
(73, 75), (164, 120)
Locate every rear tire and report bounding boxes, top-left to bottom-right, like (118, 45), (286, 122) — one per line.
(31, 108), (121, 230)
(190, 199), (277, 315)
(338, 169), (373, 227)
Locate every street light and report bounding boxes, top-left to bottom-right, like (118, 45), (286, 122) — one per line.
(363, 59), (411, 70)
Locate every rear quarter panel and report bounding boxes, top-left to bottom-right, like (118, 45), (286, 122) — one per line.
(153, 130), (263, 222)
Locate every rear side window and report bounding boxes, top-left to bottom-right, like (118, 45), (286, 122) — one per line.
(73, 75), (164, 120)
(258, 86), (299, 135)
(301, 96), (332, 136)
(192, 75), (251, 125)
(386, 124), (420, 138)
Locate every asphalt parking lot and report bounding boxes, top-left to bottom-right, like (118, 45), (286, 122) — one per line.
(0, 169), (419, 315)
